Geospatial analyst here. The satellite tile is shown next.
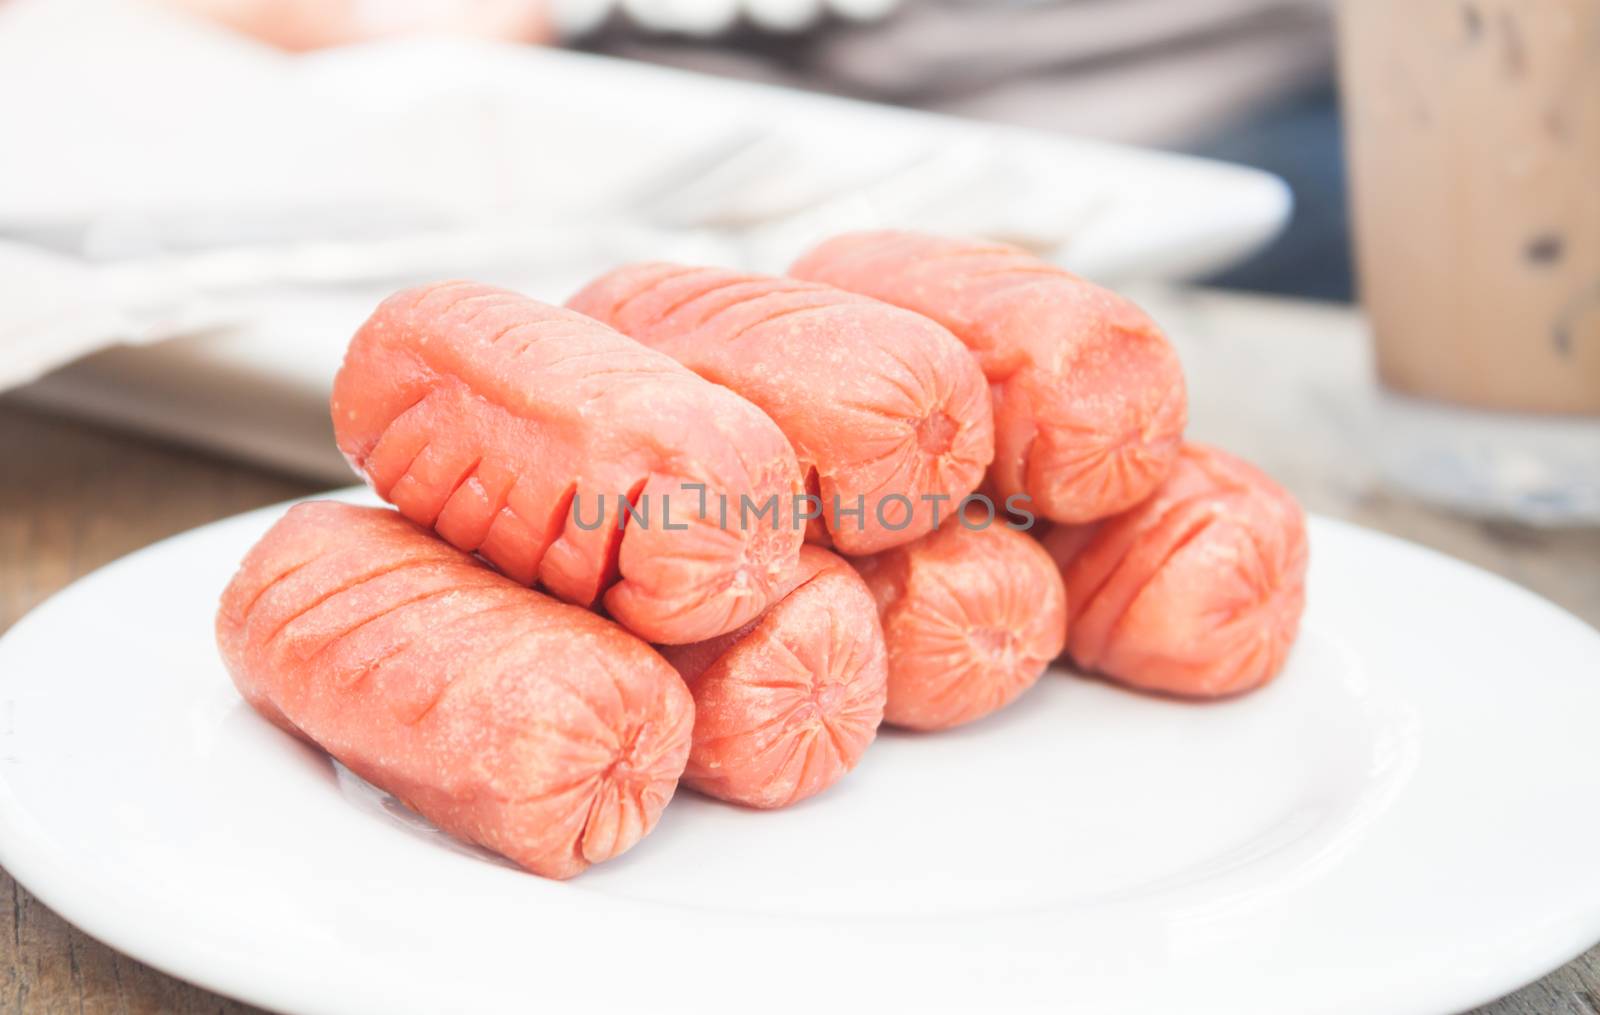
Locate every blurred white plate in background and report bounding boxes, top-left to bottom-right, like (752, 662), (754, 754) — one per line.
(0, 0), (1288, 478)
(0, 493), (1598, 1014)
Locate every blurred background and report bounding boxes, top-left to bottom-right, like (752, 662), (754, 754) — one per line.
(0, 1), (1597, 1012)
(571, 0), (1348, 298)
(0, 0), (1345, 479)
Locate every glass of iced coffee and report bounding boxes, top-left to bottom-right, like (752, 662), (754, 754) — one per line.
(1337, 0), (1600, 522)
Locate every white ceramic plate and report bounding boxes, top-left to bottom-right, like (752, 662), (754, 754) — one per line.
(1, 492), (1598, 1015)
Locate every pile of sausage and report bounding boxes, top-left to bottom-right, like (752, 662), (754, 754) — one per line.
(216, 230), (1309, 879)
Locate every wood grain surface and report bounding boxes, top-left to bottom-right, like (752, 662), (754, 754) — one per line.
(2, 319), (1598, 1015)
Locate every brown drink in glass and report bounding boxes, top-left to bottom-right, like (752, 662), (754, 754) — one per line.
(1338, 0), (1600, 521)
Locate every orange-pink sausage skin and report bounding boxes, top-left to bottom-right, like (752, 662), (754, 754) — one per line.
(216, 502), (694, 879)
(1041, 444), (1308, 698)
(568, 263), (995, 555)
(854, 516), (1067, 731)
(331, 281), (803, 645)
(791, 231), (1187, 524)
(659, 546), (887, 808)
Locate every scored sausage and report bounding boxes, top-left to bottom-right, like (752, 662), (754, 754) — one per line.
(568, 264), (995, 555)
(853, 513), (1067, 731)
(216, 501), (695, 879)
(1040, 443), (1308, 698)
(791, 231), (1187, 524)
(331, 281), (804, 644)
(659, 546), (887, 808)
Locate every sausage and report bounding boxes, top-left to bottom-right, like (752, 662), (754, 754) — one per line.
(567, 264), (995, 554)
(1039, 444), (1308, 698)
(853, 512), (1067, 731)
(215, 501), (694, 879)
(330, 281), (804, 644)
(659, 546), (887, 808)
(790, 231), (1187, 524)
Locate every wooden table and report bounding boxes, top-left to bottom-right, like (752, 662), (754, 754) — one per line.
(1, 287), (1596, 1014)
